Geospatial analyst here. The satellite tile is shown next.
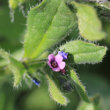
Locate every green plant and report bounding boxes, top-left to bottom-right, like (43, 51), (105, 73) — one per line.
(0, 0), (110, 110)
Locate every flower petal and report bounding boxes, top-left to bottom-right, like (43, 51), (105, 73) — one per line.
(55, 55), (63, 63)
(58, 61), (66, 70)
(63, 52), (68, 60)
(58, 51), (63, 56)
(52, 67), (60, 72)
(58, 51), (68, 60)
(48, 61), (52, 68)
(48, 54), (55, 61)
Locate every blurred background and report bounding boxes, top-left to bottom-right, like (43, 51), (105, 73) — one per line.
(0, 0), (110, 110)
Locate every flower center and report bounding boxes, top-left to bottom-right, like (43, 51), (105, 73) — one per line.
(51, 61), (58, 68)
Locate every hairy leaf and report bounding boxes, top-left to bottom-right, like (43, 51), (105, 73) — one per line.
(92, 1), (110, 10)
(93, 2), (110, 21)
(70, 69), (90, 102)
(60, 40), (107, 64)
(0, 49), (24, 67)
(46, 75), (68, 105)
(9, 0), (25, 9)
(72, 2), (106, 41)
(24, 0), (76, 59)
(9, 0), (18, 9)
(0, 49), (26, 87)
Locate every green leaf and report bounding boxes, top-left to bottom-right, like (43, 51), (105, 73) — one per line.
(70, 69), (90, 103)
(60, 40), (107, 64)
(91, 95), (100, 110)
(9, 0), (18, 9)
(80, 72), (110, 110)
(0, 49), (24, 67)
(77, 95), (100, 110)
(93, 1), (110, 10)
(24, 0), (76, 59)
(0, 7), (26, 52)
(0, 49), (26, 87)
(72, 2), (106, 41)
(46, 75), (68, 105)
(92, 2), (110, 21)
(9, 0), (25, 9)
(77, 102), (94, 110)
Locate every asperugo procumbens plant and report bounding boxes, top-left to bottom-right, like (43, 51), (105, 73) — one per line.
(0, 0), (109, 108)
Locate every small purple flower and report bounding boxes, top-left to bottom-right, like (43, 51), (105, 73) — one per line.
(48, 54), (66, 72)
(28, 74), (40, 86)
(58, 51), (68, 60)
(32, 78), (40, 86)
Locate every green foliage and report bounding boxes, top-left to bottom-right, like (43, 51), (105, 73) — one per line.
(0, 0), (110, 109)
(9, 0), (18, 9)
(24, 0), (76, 59)
(80, 72), (110, 110)
(77, 102), (94, 110)
(91, 95), (100, 110)
(70, 69), (89, 102)
(0, 49), (24, 68)
(9, 0), (25, 9)
(60, 40), (107, 64)
(0, 49), (26, 87)
(46, 75), (68, 105)
(72, 2), (106, 41)
(91, 0), (110, 10)
(82, 0), (110, 20)
(0, 6), (26, 52)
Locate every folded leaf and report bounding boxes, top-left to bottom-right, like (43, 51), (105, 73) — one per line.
(60, 40), (107, 64)
(46, 75), (68, 105)
(70, 69), (90, 103)
(72, 2), (106, 41)
(0, 49), (26, 87)
(24, 0), (76, 59)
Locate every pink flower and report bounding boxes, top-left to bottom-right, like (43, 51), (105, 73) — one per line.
(48, 54), (66, 72)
